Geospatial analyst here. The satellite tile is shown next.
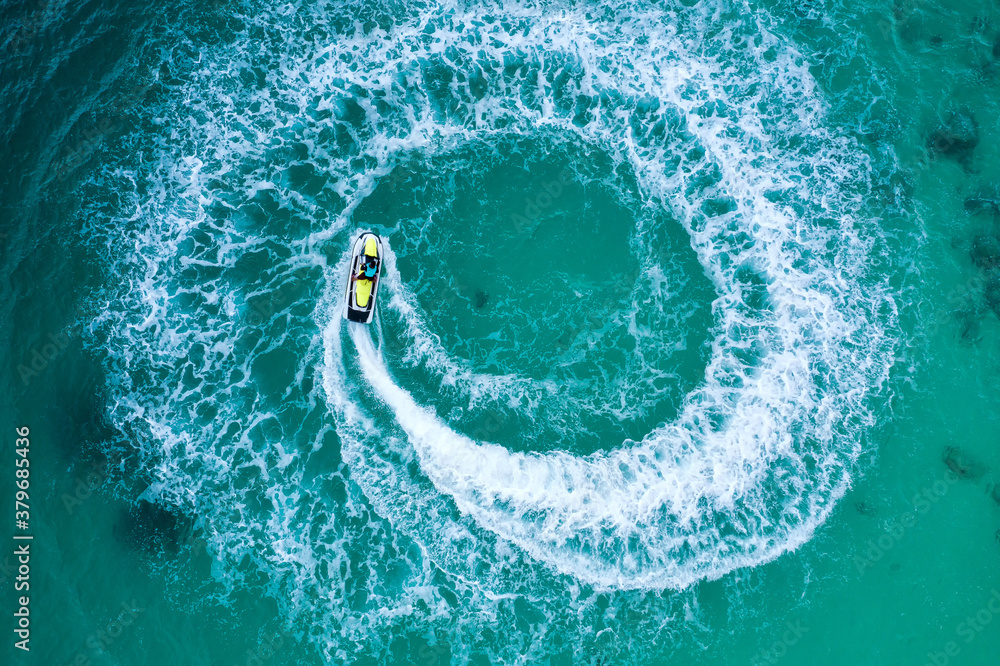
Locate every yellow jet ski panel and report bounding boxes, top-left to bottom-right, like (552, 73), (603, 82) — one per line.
(355, 273), (374, 308)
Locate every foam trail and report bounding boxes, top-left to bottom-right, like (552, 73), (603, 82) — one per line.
(344, 285), (839, 590)
(82, 0), (901, 658)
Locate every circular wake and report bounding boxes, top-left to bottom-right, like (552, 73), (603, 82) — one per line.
(80, 0), (899, 660)
(317, 6), (896, 590)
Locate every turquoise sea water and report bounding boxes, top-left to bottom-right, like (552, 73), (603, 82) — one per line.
(1, 0), (999, 664)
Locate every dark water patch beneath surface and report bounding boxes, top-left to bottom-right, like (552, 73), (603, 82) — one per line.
(113, 499), (193, 555)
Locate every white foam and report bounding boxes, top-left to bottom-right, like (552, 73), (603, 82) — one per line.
(84, 0), (898, 659)
(315, 6), (896, 591)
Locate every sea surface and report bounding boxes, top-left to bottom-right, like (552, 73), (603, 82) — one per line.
(1, 0), (999, 664)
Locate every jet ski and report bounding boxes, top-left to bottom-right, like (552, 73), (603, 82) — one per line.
(343, 231), (384, 324)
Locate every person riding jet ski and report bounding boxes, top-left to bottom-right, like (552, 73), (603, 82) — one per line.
(351, 255), (379, 283)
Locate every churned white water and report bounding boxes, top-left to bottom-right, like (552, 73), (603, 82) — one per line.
(85, 0), (898, 660)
